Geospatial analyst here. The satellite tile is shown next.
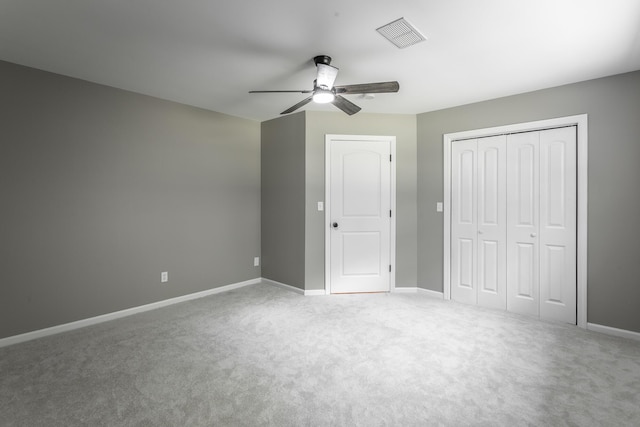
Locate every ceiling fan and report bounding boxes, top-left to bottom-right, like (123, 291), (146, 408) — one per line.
(249, 55), (400, 116)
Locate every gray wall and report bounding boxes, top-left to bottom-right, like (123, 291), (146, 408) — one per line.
(417, 70), (640, 333)
(260, 113), (306, 289)
(4, 58), (638, 338)
(0, 60), (261, 339)
(305, 111), (418, 291)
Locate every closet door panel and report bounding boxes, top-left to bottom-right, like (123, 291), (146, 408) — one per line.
(477, 135), (507, 309)
(506, 132), (540, 317)
(539, 127), (577, 323)
(451, 139), (478, 305)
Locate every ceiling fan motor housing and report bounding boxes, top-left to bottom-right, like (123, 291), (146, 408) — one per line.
(313, 55), (332, 66)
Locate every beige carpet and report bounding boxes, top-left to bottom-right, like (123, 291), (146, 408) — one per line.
(1, 282), (639, 426)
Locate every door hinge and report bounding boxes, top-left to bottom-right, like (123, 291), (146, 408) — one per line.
(390, 154), (392, 162)
(389, 265), (392, 272)
(389, 210), (392, 217)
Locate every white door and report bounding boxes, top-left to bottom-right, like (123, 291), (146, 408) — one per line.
(451, 136), (507, 308)
(329, 137), (392, 293)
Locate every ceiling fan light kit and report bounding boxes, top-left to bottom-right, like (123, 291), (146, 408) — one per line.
(312, 88), (335, 104)
(249, 55), (399, 116)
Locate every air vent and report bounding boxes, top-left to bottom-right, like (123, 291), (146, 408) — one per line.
(376, 17), (426, 49)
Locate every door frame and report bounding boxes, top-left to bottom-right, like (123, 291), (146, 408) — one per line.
(325, 134), (397, 295)
(443, 115), (588, 328)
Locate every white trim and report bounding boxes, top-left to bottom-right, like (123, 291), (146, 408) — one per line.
(0, 278), (261, 349)
(325, 137), (331, 295)
(261, 278), (304, 295)
(587, 323), (640, 342)
(325, 134), (397, 295)
(443, 114), (588, 328)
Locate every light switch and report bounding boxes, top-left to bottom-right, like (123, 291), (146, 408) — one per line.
(436, 202), (443, 212)
(317, 201), (324, 211)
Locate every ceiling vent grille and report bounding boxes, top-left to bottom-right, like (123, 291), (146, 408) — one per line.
(376, 17), (426, 49)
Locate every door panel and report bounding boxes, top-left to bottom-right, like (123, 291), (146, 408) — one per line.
(330, 139), (391, 293)
(477, 136), (507, 309)
(543, 244), (566, 302)
(539, 127), (576, 323)
(516, 243), (536, 299)
(451, 140), (478, 305)
(342, 232), (381, 276)
(507, 132), (540, 317)
(459, 150), (475, 224)
(343, 152), (382, 217)
(479, 240), (499, 293)
(516, 144), (536, 226)
(458, 238), (474, 289)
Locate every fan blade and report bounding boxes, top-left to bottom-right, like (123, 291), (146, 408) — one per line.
(335, 81), (400, 94)
(332, 95), (361, 115)
(249, 90), (313, 93)
(281, 96), (313, 114)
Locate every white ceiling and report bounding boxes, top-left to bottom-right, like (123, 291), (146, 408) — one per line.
(1, 0), (639, 122)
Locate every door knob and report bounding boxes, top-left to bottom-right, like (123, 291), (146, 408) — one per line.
(530, 232), (537, 237)
(478, 230), (484, 235)
(332, 222), (339, 229)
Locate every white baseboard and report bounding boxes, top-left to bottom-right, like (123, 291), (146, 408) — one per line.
(261, 278), (327, 296)
(587, 323), (640, 342)
(394, 287), (444, 299)
(0, 278), (261, 349)
(261, 278), (304, 295)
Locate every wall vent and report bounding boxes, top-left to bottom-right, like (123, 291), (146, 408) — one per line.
(376, 17), (426, 49)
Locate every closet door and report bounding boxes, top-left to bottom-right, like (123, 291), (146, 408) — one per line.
(539, 127), (577, 323)
(477, 135), (507, 309)
(506, 132), (540, 317)
(451, 136), (507, 309)
(451, 127), (577, 323)
(506, 127), (577, 322)
(451, 139), (477, 305)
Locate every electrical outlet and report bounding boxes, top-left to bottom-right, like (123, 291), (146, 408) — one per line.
(161, 271), (168, 283)
(254, 257), (260, 267)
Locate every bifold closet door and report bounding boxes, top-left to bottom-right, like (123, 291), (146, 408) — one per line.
(452, 127), (576, 324)
(451, 135), (507, 309)
(506, 127), (576, 323)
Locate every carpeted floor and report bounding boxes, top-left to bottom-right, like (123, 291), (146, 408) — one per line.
(1, 282), (639, 426)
